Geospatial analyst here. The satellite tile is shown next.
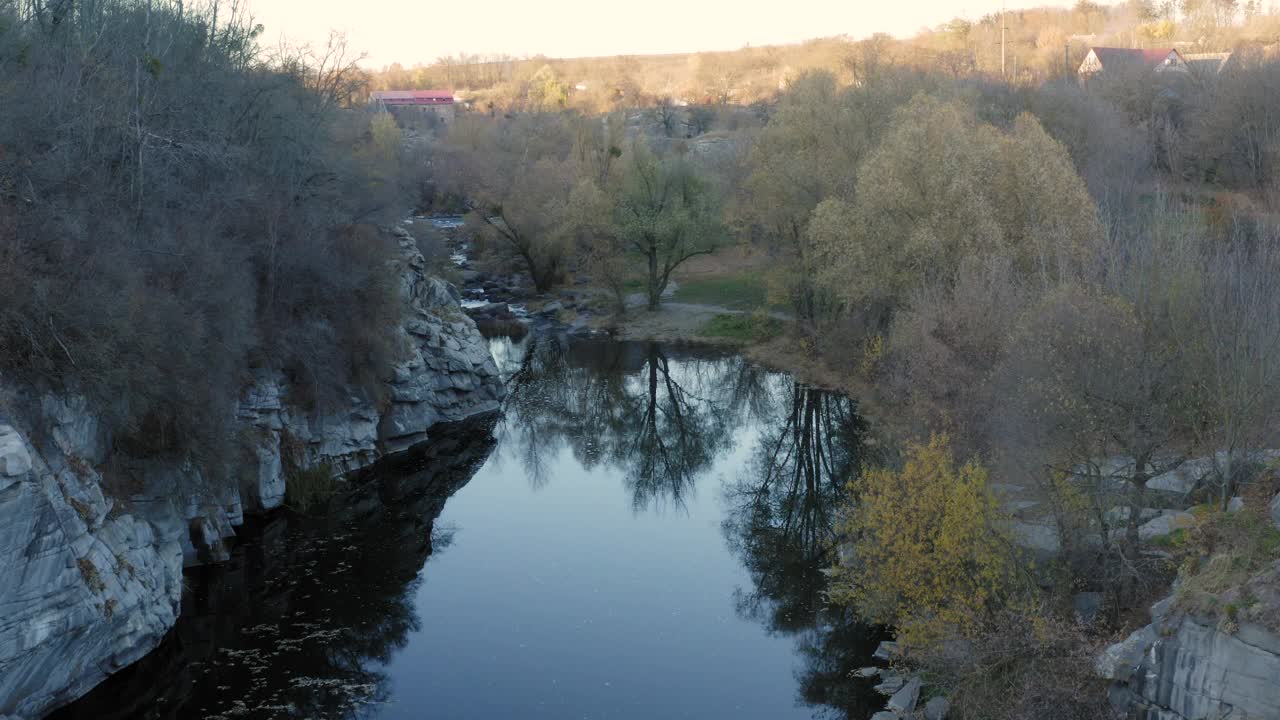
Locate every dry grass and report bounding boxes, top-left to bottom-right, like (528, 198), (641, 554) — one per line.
(77, 557), (106, 594)
(1173, 483), (1280, 632)
(285, 464), (338, 512)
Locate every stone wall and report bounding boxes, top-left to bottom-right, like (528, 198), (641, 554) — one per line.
(0, 227), (503, 719)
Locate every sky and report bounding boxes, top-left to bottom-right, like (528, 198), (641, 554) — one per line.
(246, 0), (1077, 68)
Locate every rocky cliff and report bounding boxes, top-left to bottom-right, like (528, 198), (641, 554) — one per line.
(0, 227), (503, 719)
(1102, 580), (1280, 720)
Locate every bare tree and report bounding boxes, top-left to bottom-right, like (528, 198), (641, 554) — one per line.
(1181, 233), (1280, 506)
(615, 145), (727, 311)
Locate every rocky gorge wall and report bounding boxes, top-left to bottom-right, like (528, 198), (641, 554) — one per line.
(1101, 594), (1280, 719)
(0, 228), (503, 719)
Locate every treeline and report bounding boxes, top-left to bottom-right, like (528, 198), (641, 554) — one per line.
(0, 0), (420, 480)
(365, 1), (1280, 113)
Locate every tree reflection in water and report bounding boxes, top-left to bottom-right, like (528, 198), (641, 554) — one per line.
(506, 334), (887, 718)
(502, 334), (766, 510)
(723, 379), (888, 719)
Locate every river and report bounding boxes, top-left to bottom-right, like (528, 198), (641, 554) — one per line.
(52, 333), (886, 720)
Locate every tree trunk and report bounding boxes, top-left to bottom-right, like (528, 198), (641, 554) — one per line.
(1125, 454), (1150, 550)
(1219, 448), (1237, 511)
(647, 246), (660, 311)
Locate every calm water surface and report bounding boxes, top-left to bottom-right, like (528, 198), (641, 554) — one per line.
(55, 335), (884, 720)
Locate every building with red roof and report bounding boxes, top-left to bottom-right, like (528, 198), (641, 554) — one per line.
(370, 90), (456, 107)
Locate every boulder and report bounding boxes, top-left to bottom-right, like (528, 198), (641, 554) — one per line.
(1137, 511), (1195, 541)
(924, 696), (951, 720)
(1227, 496), (1245, 513)
(873, 640), (900, 660)
(874, 674), (904, 695)
(0, 427), (32, 480)
(1097, 625), (1158, 681)
(39, 394), (104, 464)
(1012, 520), (1060, 554)
(887, 677), (921, 714)
(1104, 506), (1161, 524)
(1271, 493), (1280, 529)
(1147, 456), (1215, 496)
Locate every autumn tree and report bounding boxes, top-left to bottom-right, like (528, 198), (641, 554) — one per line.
(527, 64), (568, 111)
(614, 144), (726, 310)
(829, 435), (1029, 650)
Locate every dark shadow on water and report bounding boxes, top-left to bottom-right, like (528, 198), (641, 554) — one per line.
(51, 416), (499, 720)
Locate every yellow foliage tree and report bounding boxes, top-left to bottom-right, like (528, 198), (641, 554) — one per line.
(829, 435), (1029, 650)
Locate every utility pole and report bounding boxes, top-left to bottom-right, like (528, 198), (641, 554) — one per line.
(1001, 0), (1007, 78)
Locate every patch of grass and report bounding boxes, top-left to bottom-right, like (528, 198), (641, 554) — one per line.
(286, 463), (337, 511)
(700, 312), (782, 343)
(621, 276), (647, 294)
(1150, 527), (1189, 549)
(672, 273), (772, 310)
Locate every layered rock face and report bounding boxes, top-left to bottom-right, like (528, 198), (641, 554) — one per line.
(0, 413), (183, 720)
(1102, 597), (1280, 719)
(0, 227), (502, 719)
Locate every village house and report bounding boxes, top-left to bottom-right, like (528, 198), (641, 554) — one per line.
(1077, 47), (1189, 81)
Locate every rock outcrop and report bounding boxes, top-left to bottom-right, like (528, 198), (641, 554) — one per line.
(1103, 595), (1280, 719)
(0, 420), (181, 720)
(0, 227), (503, 719)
